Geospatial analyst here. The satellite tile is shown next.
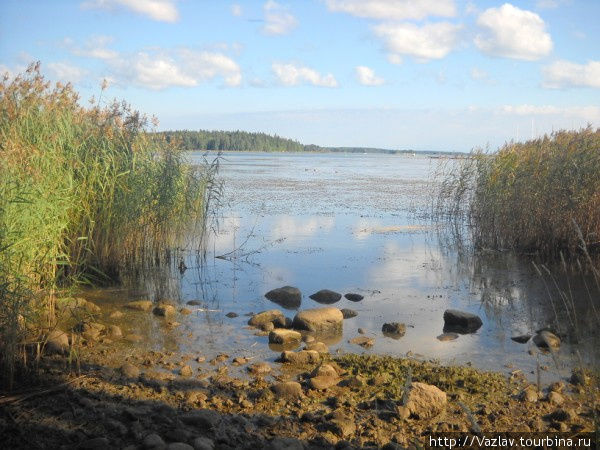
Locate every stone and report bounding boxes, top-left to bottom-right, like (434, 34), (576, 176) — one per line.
(265, 286), (302, 309)
(124, 334), (143, 343)
(125, 300), (153, 311)
(187, 300), (202, 306)
(109, 310), (124, 319)
(292, 307), (343, 333)
(340, 308), (357, 319)
(143, 433), (166, 449)
(269, 328), (302, 345)
(443, 309), (483, 333)
(273, 316), (293, 329)
(247, 362), (272, 376)
(547, 391), (564, 405)
(121, 363), (140, 379)
(311, 364), (339, 378)
(180, 409), (220, 429)
(304, 341), (329, 353)
(153, 304), (176, 317)
(180, 365), (193, 377)
(261, 321), (275, 332)
(168, 444), (193, 450)
(344, 293), (364, 302)
(310, 375), (339, 390)
(511, 334), (531, 344)
(232, 357), (249, 365)
(272, 381), (304, 399)
(107, 325), (122, 338)
(280, 350), (320, 365)
(357, 328), (366, 334)
(180, 308), (192, 315)
(533, 331), (560, 350)
(191, 437), (214, 450)
(520, 386), (538, 403)
(349, 336), (374, 348)
(382, 322), (406, 338)
(404, 382), (447, 419)
(437, 332), (458, 341)
(45, 329), (69, 354)
(225, 312), (238, 318)
(328, 410), (355, 438)
(309, 289), (342, 304)
(248, 310), (284, 328)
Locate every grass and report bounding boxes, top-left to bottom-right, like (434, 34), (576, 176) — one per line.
(436, 127), (600, 256)
(0, 63), (216, 387)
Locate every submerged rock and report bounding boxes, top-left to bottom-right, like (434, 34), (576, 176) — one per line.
(304, 341), (329, 354)
(349, 336), (374, 348)
(341, 308), (357, 319)
(186, 300), (202, 306)
(404, 382), (447, 419)
(344, 293), (364, 302)
(382, 322), (406, 338)
(309, 289), (342, 304)
(269, 329), (302, 345)
(225, 312), (238, 318)
(437, 332), (458, 342)
(265, 286), (302, 309)
(533, 331), (560, 350)
(292, 307), (343, 333)
(248, 310), (284, 328)
(247, 362), (272, 376)
(109, 310), (124, 320)
(511, 334), (531, 344)
(125, 300), (153, 311)
(153, 304), (175, 317)
(443, 309), (483, 333)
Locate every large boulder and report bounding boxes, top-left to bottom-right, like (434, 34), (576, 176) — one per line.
(443, 309), (483, 333)
(404, 382), (447, 419)
(381, 322), (406, 338)
(533, 331), (560, 350)
(280, 350), (321, 365)
(269, 329), (302, 345)
(265, 286), (301, 309)
(248, 310), (284, 328)
(292, 307), (343, 333)
(309, 289), (342, 304)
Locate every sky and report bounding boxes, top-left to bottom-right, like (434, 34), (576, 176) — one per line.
(1, 0), (599, 152)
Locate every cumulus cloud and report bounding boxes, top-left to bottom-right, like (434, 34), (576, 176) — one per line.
(325, 0), (456, 20)
(501, 104), (600, 122)
(542, 60), (600, 89)
(474, 3), (552, 60)
(81, 0), (179, 23)
(47, 62), (88, 83)
(230, 3), (242, 17)
(262, 1), (297, 35)
(272, 62), (338, 87)
(373, 22), (462, 62)
(355, 66), (384, 86)
(70, 35), (119, 60)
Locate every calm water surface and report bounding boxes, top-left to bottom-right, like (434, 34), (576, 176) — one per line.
(86, 151), (599, 380)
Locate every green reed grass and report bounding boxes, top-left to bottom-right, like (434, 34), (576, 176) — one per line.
(436, 127), (600, 256)
(0, 63), (215, 386)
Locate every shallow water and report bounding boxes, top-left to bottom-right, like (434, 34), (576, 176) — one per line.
(84, 151), (599, 381)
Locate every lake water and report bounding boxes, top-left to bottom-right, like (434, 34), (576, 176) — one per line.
(88, 151), (599, 381)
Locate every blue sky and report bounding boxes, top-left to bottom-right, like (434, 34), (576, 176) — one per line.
(1, 0), (599, 151)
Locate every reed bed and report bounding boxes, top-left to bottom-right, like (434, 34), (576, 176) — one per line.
(0, 63), (215, 385)
(436, 127), (600, 256)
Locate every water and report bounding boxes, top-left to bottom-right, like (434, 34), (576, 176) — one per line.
(85, 151), (599, 380)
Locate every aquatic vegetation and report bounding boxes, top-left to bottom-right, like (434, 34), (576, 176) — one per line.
(0, 63), (216, 386)
(436, 128), (600, 256)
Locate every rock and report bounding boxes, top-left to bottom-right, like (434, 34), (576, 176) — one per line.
(404, 382), (447, 419)
(349, 336), (374, 348)
(304, 341), (329, 353)
(45, 329), (69, 354)
(79, 437), (110, 449)
(225, 312), (238, 318)
(443, 309), (483, 333)
(292, 307), (343, 333)
(570, 368), (590, 385)
(265, 286), (302, 309)
(153, 304), (176, 317)
(180, 308), (192, 315)
(511, 334), (531, 344)
(357, 328), (366, 334)
(273, 316), (293, 329)
(281, 350), (321, 365)
(547, 391), (564, 405)
(267, 437), (304, 450)
(382, 322), (405, 338)
(180, 409), (220, 429)
(311, 364), (339, 378)
(107, 325), (122, 338)
(309, 289), (342, 304)
(192, 437), (214, 450)
(125, 300), (153, 311)
(340, 308), (357, 319)
(328, 410), (356, 438)
(121, 363), (140, 379)
(168, 444), (193, 450)
(248, 310), (284, 328)
(272, 381), (304, 399)
(437, 332), (458, 341)
(247, 362), (272, 376)
(343, 375), (365, 388)
(124, 333), (143, 343)
(57, 297), (101, 314)
(520, 386), (538, 403)
(180, 365), (193, 377)
(109, 310), (124, 319)
(533, 331), (560, 350)
(344, 293), (364, 302)
(261, 322), (275, 332)
(232, 357), (249, 365)
(269, 328), (302, 345)
(143, 433), (166, 449)
(187, 300), (202, 306)
(550, 381), (565, 392)
(310, 375), (339, 390)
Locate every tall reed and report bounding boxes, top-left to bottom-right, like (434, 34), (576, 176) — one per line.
(0, 63), (215, 386)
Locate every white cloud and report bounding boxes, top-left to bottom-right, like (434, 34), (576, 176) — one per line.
(262, 1), (297, 35)
(475, 3), (553, 60)
(71, 35), (119, 60)
(47, 62), (88, 83)
(230, 3), (242, 17)
(325, 0), (456, 20)
(355, 66), (384, 86)
(373, 22), (462, 62)
(272, 62), (338, 87)
(81, 0), (179, 23)
(542, 60), (600, 89)
(470, 67), (489, 81)
(501, 104), (600, 122)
